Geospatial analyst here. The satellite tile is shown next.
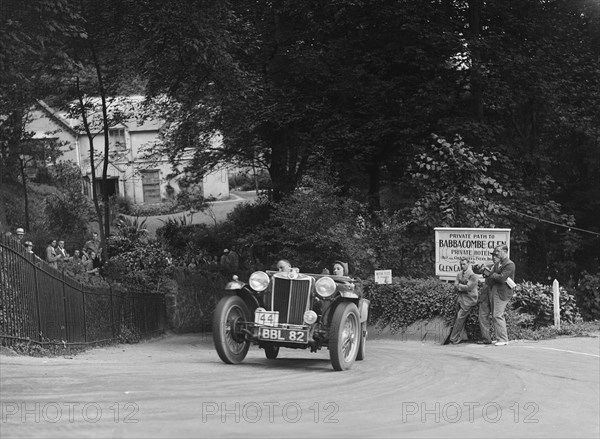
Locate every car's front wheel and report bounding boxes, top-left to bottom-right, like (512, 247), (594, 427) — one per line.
(212, 295), (251, 364)
(329, 302), (360, 371)
(263, 344), (279, 360)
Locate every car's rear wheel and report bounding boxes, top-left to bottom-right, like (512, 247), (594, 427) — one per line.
(329, 302), (360, 371)
(212, 295), (250, 364)
(263, 344), (279, 360)
(356, 322), (367, 361)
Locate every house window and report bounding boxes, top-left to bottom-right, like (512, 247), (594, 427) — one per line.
(109, 128), (126, 150)
(141, 170), (161, 203)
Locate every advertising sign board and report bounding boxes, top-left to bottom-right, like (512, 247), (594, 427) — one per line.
(434, 227), (510, 280)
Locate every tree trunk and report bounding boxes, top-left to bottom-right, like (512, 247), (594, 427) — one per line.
(76, 77), (105, 244)
(366, 162), (381, 214)
(91, 43), (111, 253)
(18, 156), (30, 231)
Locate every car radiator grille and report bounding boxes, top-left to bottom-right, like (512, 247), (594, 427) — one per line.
(271, 277), (311, 325)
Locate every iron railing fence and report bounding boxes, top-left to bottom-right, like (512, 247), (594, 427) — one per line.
(0, 234), (165, 346)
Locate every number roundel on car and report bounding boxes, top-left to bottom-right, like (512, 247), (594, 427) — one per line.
(249, 271), (270, 291)
(315, 276), (336, 298)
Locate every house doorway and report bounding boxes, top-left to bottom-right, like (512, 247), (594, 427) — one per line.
(94, 177), (119, 198)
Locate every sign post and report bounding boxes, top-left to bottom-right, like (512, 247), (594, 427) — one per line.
(434, 227), (511, 281)
(553, 279), (561, 329)
(374, 270), (392, 285)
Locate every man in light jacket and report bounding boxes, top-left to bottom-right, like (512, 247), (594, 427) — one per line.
(448, 258), (479, 345)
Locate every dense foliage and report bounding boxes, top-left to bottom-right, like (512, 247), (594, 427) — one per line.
(364, 277), (588, 340)
(1, 0), (598, 294)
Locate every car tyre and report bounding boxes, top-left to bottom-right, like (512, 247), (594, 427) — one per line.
(264, 344), (279, 360)
(356, 322), (367, 361)
(212, 295), (250, 364)
(329, 302), (360, 371)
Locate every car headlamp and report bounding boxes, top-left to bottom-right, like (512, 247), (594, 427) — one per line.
(315, 276), (336, 298)
(303, 310), (318, 325)
(249, 271), (270, 292)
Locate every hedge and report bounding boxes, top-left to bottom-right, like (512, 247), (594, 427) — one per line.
(363, 276), (585, 341)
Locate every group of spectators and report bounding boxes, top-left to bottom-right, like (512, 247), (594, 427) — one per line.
(171, 247), (243, 272)
(10, 227), (103, 275)
(448, 244), (516, 346)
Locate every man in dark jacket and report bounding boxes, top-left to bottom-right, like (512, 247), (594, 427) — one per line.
(487, 245), (516, 346)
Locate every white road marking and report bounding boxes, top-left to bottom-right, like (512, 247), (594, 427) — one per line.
(514, 346), (599, 358)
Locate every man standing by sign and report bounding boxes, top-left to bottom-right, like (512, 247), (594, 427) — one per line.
(487, 244), (516, 346)
(448, 258), (479, 344)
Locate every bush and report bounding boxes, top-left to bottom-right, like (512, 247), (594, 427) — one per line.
(229, 171), (271, 191)
(363, 277), (589, 342)
(511, 281), (582, 327)
(130, 200), (179, 216)
(363, 277), (457, 333)
(575, 272), (600, 321)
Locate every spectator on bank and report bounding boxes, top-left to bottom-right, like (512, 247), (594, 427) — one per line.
(24, 240), (43, 263)
(23, 240), (34, 254)
(72, 249), (82, 265)
(57, 239), (72, 262)
(220, 249), (230, 268)
(15, 227), (25, 243)
(228, 248), (240, 270)
(84, 231), (101, 254)
(46, 239), (61, 268)
(82, 249), (99, 275)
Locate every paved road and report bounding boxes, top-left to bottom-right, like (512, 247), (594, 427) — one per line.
(1, 333), (598, 438)
(128, 190), (259, 238)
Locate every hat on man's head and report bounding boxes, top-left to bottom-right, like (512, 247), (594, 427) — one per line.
(224, 249), (229, 253)
(24, 241), (33, 247)
(16, 228), (24, 234)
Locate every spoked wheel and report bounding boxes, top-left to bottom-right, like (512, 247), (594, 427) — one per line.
(212, 295), (251, 364)
(329, 302), (360, 371)
(356, 322), (367, 361)
(263, 344), (280, 360)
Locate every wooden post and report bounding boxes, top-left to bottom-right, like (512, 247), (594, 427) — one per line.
(552, 279), (561, 329)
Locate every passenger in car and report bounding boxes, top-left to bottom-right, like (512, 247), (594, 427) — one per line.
(332, 261), (349, 276)
(277, 259), (292, 272)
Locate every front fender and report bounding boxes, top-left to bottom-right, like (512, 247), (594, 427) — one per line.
(358, 298), (370, 323)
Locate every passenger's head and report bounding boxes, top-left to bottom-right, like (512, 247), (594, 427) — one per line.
(332, 261), (348, 276)
(277, 259), (291, 272)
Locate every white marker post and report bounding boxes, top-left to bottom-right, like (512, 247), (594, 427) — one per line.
(552, 279), (561, 329)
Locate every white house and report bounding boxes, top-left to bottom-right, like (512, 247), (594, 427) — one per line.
(25, 98), (229, 204)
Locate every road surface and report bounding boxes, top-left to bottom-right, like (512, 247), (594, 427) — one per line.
(1, 332), (598, 438)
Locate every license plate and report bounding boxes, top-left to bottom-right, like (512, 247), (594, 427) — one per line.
(258, 327), (308, 344)
(255, 310), (279, 327)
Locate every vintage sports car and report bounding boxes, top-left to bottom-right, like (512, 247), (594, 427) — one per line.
(212, 268), (370, 371)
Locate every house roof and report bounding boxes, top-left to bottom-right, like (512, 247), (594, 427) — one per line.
(36, 97), (166, 135)
(36, 100), (79, 136)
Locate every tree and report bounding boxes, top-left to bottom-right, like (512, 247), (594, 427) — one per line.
(54, 0), (142, 250)
(0, 0), (83, 229)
